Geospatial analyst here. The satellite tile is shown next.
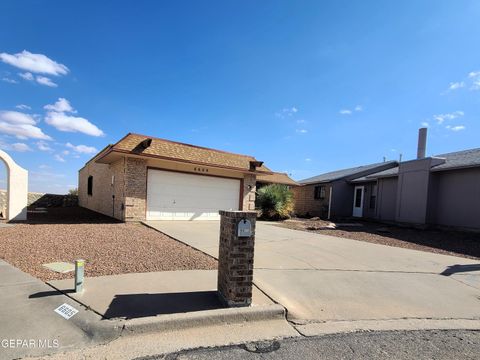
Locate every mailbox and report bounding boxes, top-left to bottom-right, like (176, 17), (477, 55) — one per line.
(237, 219), (252, 238)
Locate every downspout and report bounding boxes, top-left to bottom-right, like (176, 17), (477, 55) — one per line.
(327, 185), (333, 220)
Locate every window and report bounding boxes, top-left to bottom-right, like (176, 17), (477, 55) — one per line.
(314, 185), (326, 200)
(369, 184), (377, 209)
(87, 176), (93, 196)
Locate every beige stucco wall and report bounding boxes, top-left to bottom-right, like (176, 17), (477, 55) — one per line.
(78, 158), (125, 220)
(0, 149), (28, 221)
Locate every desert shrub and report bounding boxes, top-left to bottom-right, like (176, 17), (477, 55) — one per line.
(256, 184), (294, 220)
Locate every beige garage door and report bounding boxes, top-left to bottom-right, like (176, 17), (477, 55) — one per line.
(146, 169), (241, 220)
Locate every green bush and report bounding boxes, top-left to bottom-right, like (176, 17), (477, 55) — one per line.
(256, 184), (294, 220)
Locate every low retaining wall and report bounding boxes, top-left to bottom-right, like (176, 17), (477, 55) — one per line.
(0, 190), (78, 217)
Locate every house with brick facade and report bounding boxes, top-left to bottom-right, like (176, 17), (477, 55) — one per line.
(293, 128), (480, 231)
(79, 133), (286, 221)
(293, 161), (397, 219)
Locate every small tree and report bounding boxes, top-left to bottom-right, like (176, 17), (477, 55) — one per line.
(68, 187), (78, 196)
(256, 184), (294, 220)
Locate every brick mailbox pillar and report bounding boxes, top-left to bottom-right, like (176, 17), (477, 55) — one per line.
(217, 210), (257, 307)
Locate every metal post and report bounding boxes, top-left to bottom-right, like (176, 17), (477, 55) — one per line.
(74, 259), (85, 293)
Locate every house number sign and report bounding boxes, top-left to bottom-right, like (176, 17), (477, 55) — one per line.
(237, 219), (252, 237)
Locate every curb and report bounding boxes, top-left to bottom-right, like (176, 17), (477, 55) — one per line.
(122, 304), (286, 335)
(294, 318), (480, 337)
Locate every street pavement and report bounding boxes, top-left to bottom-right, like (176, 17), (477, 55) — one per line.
(146, 221), (480, 330)
(139, 329), (480, 360)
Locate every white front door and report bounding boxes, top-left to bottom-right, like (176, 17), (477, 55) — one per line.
(352, 185), (364, 217)
(146, 169), (241, 221)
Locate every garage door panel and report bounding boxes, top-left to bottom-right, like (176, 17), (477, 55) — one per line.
(146, 170), (241, 220)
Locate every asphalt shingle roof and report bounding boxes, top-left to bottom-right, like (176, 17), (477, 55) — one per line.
(351, 147), (480, 181)
(299, 161), (397, 184)
(256, 172), (300, 186)
(99, 133), (272, 173)
(431, 148), (480, 171)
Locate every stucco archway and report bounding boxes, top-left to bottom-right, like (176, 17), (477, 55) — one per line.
(0, 149), (28, 221)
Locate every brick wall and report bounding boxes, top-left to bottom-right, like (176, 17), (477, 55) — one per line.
(293, 183), (331, 218)
(242, 174), (256, 211)
(217, 210), (256, 307)
(124, 157), (147, 221)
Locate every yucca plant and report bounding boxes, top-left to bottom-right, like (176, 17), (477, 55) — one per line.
(256, 184), (294, 220)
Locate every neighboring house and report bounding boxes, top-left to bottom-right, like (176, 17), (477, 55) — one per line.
(79, 133), (275, 221)
(293, 161), (398, 219)
(351, 147), (480, 230)
(294, 129), (480, 231)
(256, 172), (299, 189)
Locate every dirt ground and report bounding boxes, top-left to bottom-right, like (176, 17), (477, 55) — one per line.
(0, 207), (217, 281)
(275, 217), (480, 260)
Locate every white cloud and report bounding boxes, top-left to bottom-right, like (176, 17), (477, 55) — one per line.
(0, 141), (32, 152)
(296, 129), (307, 134)
(38, 164), (50, 169)
(15, 104), (31, 110)
(36, 140), (53, 152)
(11, 143), (31, 152)
(45, 112), (104, 137)
(421, 121), (429, 127)
(469, 71), (480, 90)
(36, 76), (57, 87)
(340, 105), (363, 115)
(19, 72), (34, 81)
(44, 98), (104, 137)
(0, 50), (69, 76)
(305, 158), (311, 162)
(433, 111), (464, 124)
(62, 150), (70, 155)
(66, 142), (98, 154)
(296, 119), (306, 124)
(44, 98), (76, 113)
(468, 71), (480, 78)
(448, 81), (465, 90)
(0, 110), (51, 140)
(19, 72), (59, 87)
(276, 107), (298, 118)
(446, 125), (465, 131)
(2, 77), (18, 84)
(54, 154), (65, 162)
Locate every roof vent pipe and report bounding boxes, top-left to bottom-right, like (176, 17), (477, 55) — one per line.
(417, 127), (427, 159)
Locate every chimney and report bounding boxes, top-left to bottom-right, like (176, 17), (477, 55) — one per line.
(417, 128), (427, 159)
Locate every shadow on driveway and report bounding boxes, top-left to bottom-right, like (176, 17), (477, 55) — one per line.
(103, 291), (226, 319)
(440, 264), (480, 276)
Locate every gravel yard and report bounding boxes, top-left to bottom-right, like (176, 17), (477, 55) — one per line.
(0, 207), (217, 281)
(276, 217), (480, 259)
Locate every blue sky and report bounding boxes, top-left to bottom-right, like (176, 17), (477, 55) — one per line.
(0, 1), (479, 194)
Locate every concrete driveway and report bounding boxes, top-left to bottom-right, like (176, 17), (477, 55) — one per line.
(145, 221), (480, 328)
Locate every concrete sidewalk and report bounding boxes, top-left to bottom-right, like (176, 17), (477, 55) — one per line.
(48, 270), (273, 320)
(146, 221), (480, 333)
(0, 259), (120, 360)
